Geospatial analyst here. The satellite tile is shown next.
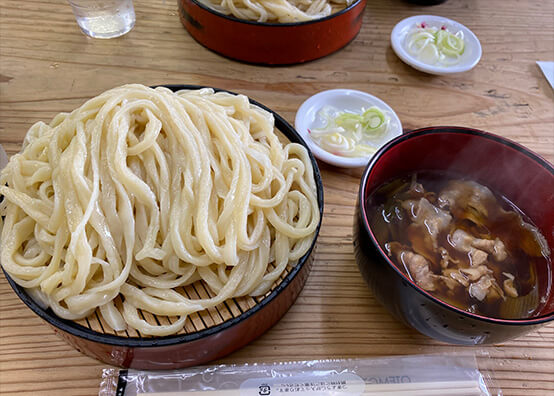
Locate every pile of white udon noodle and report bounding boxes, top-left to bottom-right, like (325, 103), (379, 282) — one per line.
(0, 84), (319, 336)
(199, 0), (353, 23)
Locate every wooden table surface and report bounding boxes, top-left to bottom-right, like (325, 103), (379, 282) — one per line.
(1, 0), (553, 395)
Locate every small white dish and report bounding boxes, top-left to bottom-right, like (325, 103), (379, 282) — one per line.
(391, 15), (482, 76)
(295, 89), (402, 168)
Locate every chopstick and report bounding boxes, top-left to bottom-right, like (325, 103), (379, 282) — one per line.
(364, 386), (483, 395)
(137, 380), (484, 396)
(364, 380), (482, 393)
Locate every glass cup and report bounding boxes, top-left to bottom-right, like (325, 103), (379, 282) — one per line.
(68, 0), (135, 39)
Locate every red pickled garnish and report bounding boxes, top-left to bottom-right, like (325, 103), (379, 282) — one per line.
(441, 25), (447, 30)
(307, 128), (311, 134)
(420, 22), (427, 28)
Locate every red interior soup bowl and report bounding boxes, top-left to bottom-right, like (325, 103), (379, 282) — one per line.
(354, 126), (554, 344)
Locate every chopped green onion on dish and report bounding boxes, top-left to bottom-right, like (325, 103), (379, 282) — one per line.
(309, 105), (390, 158)
(406, 23), (465, 66)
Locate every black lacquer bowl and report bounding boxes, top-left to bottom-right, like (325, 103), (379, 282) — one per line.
(354, 126), (554, 344)
(2, 85), (324, 369)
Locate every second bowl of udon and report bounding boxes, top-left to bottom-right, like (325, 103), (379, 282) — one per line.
(177, 0), (366, 64)
(0, 84), (324, 369)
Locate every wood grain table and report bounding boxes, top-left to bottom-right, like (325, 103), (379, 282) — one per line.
(1, 0), (553, 395)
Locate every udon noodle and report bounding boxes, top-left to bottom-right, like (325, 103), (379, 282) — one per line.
(198, 0), (353, 23)
(0, 84), (320, 336)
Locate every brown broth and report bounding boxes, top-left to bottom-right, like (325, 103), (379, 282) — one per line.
(366, 171), (551, 319)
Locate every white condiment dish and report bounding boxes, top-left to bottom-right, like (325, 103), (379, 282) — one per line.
(295, 89), (403, 168)
(391, 15), (482, 75)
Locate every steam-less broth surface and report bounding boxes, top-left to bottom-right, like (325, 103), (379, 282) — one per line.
(366, 171), (551, 319)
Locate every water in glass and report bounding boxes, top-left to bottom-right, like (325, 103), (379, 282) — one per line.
(69, 0), (135, 39)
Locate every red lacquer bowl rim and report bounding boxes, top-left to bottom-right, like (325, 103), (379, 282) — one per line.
(359, 126), (554, 325)
(184, 0), (364, 27)
(2, 84), (324, 348)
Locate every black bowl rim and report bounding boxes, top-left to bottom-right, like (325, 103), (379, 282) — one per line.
(3, 84), (325, 348)
(359, 125), (554, 325)
(185, 0), (365, 27)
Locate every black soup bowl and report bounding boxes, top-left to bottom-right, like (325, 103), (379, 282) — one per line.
(354, 126), (554, 345)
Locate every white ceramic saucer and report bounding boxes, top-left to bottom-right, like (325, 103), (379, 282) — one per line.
(295, 89), (402, 168)
(391, 15), (482, 75)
